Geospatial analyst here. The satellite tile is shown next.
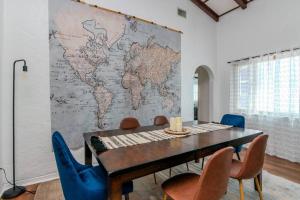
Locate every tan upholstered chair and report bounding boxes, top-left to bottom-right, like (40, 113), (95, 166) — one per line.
(161, 147), (234, 200)
(230, 134), (269, 200)
(120, 117), (140, 130)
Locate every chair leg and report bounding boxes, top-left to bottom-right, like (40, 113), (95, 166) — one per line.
(201, 157), (205, 169)
(186, 162), (189, 171)
(236, 152), (241, 160)
(239, 180), (245, 200)
(124, 194), (129, 200)
(169, 168), (172, 177)
(162, 193), (168, 200)
(255, 176), (264, 200)
(153, 173), (157, 184)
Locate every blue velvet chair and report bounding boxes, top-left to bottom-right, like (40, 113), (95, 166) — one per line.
(52, 131), (133, 200)
(221, 114), (245, 129)
(221, 114), (245, 160)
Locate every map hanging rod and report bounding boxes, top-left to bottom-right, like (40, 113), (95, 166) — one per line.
(74, 0), (183, 34)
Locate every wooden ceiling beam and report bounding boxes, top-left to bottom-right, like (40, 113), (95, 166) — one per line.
(234, 0), (248, 9)
(191, 0), (219, 22)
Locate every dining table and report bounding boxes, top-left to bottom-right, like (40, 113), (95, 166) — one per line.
(83, 121), (263, 200)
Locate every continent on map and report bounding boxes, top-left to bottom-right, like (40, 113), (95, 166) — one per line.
(122, 72), (143, 109)
(93, 84), (113, 128)
(122, 37), (180, 110)
(57, 17), (125, 85)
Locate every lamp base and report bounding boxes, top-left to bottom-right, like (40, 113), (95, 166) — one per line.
(1, 186), (26, 199)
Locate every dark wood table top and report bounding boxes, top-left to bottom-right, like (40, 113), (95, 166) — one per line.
(83, 121), (263, 177)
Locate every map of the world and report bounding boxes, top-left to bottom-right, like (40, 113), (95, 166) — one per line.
(49, 0), (181, 149)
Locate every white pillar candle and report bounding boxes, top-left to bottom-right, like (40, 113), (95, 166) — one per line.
(170, 117), (176, 131)
(179, 117), (182, 131)
(175, 117), (182, 132)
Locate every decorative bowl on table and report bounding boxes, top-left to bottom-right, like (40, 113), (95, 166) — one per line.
(164, 127), (191, 135)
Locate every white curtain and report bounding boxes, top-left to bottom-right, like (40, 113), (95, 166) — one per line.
(230, 49), (300, 163)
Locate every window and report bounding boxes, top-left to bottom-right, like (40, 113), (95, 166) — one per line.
(230, 50), (300, 117)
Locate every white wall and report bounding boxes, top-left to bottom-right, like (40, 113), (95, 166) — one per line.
(217, 0), (300, 116)
(0, 0), (4, 194)
(0, 0), (217, 187)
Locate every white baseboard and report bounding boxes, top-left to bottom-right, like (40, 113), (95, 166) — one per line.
(0, 180), (4, 197)
(1, 172), (59, 195)
(18, 172), (59, 187)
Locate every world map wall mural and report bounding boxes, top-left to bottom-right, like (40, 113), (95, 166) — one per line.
(49, 0), (181, 149)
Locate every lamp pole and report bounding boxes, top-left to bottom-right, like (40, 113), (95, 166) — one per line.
(1, 59), (28, 199)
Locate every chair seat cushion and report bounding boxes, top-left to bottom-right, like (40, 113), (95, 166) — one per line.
(79, 166), (133, 194)
(230, 159), (242, 179)
(79, 166), (106, 191)
(162, 173), (199, 200)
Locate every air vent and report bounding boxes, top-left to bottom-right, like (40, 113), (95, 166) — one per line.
(177, 8), (186, 18)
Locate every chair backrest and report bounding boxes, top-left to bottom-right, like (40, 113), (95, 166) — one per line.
(235, 134), (269, 179)
(120, 117), (140, 130)
(153, 115), (169, 126)
(52, 132), (83, 200)
(193, 147), (234, 200)
(221, 114), (245, 128)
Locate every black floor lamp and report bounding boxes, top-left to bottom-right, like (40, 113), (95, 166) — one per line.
(1, 59), (28, 199)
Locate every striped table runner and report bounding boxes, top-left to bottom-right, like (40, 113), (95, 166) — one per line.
(99, 123), (232, 150)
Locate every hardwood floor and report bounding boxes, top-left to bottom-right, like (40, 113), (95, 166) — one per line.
(263, 154), (300, 184)
(3, 153), (300, 200)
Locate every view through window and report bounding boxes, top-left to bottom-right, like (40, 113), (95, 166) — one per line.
(231, 50), (300, 117)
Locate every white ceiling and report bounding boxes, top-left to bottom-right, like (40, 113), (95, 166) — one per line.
(202, 0), (240, 15)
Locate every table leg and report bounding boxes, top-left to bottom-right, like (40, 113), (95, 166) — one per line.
(85, 141), (92, 165)
(254, 172), (262, 191)
(108, 178), (122, 200)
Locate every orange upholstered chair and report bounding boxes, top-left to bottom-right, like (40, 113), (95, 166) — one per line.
(162, 147), (234, 200)
(230, 134), (268, 200)
(120, 117), (140, 130)
(154, 115), (169, 126)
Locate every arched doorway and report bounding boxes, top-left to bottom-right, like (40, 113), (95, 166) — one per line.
(193, 66), (213, 121)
